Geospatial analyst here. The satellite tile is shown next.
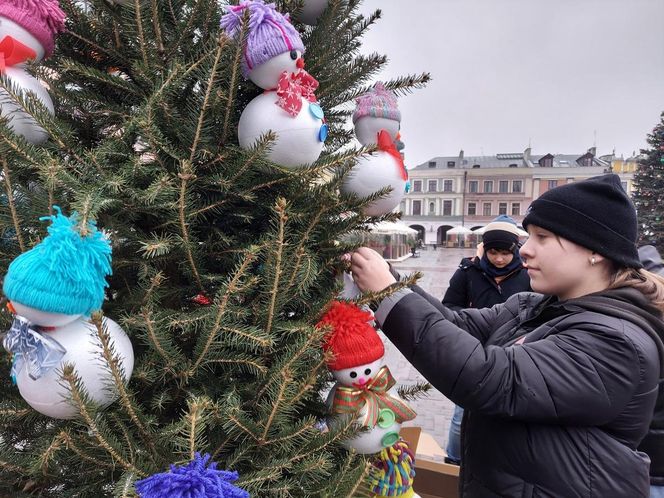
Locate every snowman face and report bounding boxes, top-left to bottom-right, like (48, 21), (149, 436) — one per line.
(249, 50), (304, 90)
(0, 17), (46, 62)
(11, 301), (81, 328)
(354, 117), (400, 146)
(332, 358), (384, 388)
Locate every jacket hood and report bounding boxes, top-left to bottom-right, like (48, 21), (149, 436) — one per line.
(568, 287), (664, 378)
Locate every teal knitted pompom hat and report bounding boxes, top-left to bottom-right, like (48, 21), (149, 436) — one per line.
(3, 206), (112, 316)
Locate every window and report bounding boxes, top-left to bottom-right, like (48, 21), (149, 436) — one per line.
(548, 180), (558, 189)
(472, 164), (481, 169)
(511, 203), (520, 216)
(413, 180), (422, 192)
(443, 179), (454, 192)
(498, 203), (507, 215)
(509, 163), (518, 168)
(428, 161), (436, 168)
(483, 202), (492, 216)
(429, 202), (435, 215)
(412, 200), (422, 216)
(512, 180), (522, 193)
(447, 161), (456, 168)
(484, 181), (493, 193)
(499, 180), (509, 193)
(443, 200), (452, 216)
(468, 202), (477, 215)
(468, 180), (478, 193)
(428, 180), (437, 192)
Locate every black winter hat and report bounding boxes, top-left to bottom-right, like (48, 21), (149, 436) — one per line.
(522, 174), (641, 269)
(482, 216), (520, 252)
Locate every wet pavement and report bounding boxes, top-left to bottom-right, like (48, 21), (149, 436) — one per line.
(382, 247), (476, 449)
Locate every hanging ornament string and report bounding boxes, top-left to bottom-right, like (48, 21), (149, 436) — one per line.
(331, 366), (417, 428)
(275, 70), (319, 117)
(377, 129), (408, 181)
(0, 36), (37, 72)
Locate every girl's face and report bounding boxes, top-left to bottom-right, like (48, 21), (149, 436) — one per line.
(519, 225), (596, 300)
(486, 248), (514, 268)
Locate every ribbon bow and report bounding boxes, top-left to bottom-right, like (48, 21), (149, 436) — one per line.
(0, 36), (37, 73)
(275, 70), (319, 117)
(3, 316), (66, 382)
(377, 130), (408, 181)
(331, 366), (417, 428)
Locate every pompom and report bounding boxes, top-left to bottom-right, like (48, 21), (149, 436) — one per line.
(318, 301), (384, 370)
(368, 440), (417, 497)
(135, 453), (249, 498)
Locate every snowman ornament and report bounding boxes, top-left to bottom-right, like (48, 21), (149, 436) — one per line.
(2, 207), (134, 419)
(0, 0), (65, 144)
(318, 301), (416, 455)
(341, 83), (409, 216)
(221, 0), (327, 168)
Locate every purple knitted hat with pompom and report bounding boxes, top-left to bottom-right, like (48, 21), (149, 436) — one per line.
(0, 0), (66, 58)
(353, 83), (401, 124)
(220, 0), (304, 79)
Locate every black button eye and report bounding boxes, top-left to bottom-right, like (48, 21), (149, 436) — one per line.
(349, 371), (357, 379)
(364, 368), (371, 375)
(290, 50), (298, 60)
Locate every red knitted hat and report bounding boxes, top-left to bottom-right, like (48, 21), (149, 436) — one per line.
(318, 301), (385, 371)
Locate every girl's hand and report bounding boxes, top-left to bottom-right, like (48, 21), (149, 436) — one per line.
(349, 247), (396, 293)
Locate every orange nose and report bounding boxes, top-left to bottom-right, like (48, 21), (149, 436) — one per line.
(296, 58), (305, 69)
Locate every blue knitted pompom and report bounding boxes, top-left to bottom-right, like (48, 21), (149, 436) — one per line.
(135, 453), (249, 498)
(3, 206), (112, 316)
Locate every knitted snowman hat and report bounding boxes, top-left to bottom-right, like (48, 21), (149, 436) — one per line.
(352, 83), (401, 124)
(220, 0), (305, 79)
(0, 0), (67, 58)
(318, 301), (384, 371)
(3, 206), (112, 317)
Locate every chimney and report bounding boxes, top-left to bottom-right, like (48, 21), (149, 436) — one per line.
(523, 147), (531, 161)
(587, 146), (596, 157)
(459, 149), (464, 159)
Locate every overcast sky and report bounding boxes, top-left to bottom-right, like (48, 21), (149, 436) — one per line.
(357, 0), (664, 166)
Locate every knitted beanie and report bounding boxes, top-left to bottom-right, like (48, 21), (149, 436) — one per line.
(353, 83), (401, 124)
(482, 215), (520, 252)
(0, 0), (66, 58)
(220, 0), (305, 79)
(318, 301), (385, 371)
(522, 174), (641, 268)
(3, 207), (113, 316)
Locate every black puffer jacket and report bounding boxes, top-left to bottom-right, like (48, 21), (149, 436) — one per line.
(375, 286), (664, 497)
(442, 257), (531, 311)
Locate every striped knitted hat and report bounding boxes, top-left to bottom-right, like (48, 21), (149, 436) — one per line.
(353, 83), (401, 124)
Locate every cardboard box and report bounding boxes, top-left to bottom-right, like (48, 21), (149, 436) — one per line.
(400, 427), (460, 498)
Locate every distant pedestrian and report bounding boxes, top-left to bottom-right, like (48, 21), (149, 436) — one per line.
(442, 215), (531, 464)
(638, 244), (664, 498)
(350, 174), (664, 497)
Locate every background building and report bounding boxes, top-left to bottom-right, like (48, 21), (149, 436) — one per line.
(402, 147), (624, 245)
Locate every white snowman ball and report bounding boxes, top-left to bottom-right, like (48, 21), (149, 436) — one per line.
(238, 92), (325, 168)
(341, 152), (408, 216)
(354, 117), (400, 147)
(16, 317), (135, 419)
(0, 17), (46, 62)
(248, 50), (303, 90)
(332, 358), (383, 388)
(298, 0), (329, 25)
(11, 301), (81, 328)
(0, 67), (54, 145)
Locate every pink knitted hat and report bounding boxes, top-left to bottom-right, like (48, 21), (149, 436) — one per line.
(353, 82), (401, 124)
(0, 0), (66, 58)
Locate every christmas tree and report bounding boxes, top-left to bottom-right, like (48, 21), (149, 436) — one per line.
(0, 0), (430, 496)
(633, 111), (664, 251)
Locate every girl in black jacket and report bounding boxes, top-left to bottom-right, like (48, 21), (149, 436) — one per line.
(350, 174), (664, 497)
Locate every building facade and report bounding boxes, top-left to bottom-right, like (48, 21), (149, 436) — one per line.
(402, 147), (627, 245)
